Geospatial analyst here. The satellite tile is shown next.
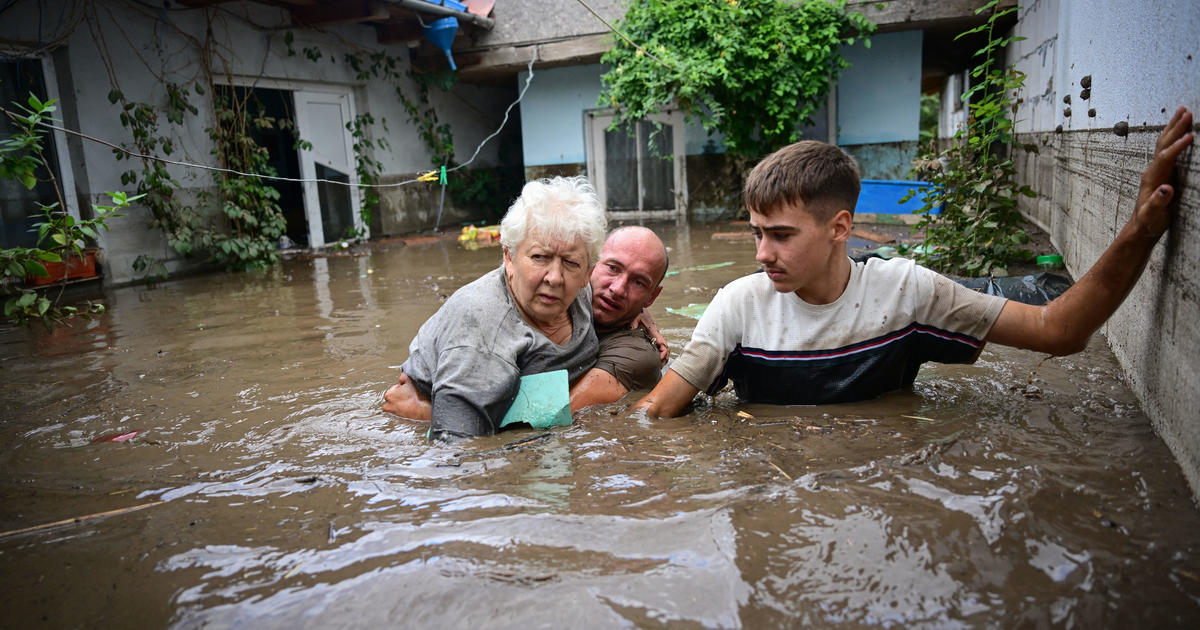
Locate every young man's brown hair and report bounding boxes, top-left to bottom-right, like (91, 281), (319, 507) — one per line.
(743, 140), (861, 223)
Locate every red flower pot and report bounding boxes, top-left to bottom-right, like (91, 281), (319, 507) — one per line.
(29, 249), (97, 286)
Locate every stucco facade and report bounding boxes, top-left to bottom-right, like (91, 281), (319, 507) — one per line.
(1008, 0), (1200, 499)
(1, 0), (515, 284)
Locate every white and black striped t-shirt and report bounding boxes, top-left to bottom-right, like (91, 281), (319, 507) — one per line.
(669, 256), (1008, 404)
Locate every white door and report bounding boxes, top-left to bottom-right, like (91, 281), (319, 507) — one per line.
(293, 90), (365, 247)
(586, 109), (687, 217)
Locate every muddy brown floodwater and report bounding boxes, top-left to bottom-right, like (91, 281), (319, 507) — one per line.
(2, 221), (1199, 628)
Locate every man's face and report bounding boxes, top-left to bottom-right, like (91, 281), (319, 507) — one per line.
(749, 202), (842, 298)
(590, 229), (665, 329)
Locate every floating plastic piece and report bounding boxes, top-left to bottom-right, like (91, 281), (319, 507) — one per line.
(855, 246), (900, 260)
(955, 272), (1073, 305)
(458, 224), (499, 242)
(665, 303), (710, 320)
(1036, 254), (1064, 271)
(665, 261), (734, 277)
(499, 370), (572, 429)
(91, 430), (141, 443)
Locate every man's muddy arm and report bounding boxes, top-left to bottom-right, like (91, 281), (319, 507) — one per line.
(569, 368), (629, 411)
(987, 106), (1194, 355)
(631, 309), (669, 365)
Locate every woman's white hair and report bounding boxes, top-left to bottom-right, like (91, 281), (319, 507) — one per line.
(499, 176), (607, 265)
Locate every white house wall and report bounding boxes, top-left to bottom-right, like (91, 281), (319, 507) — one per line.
(1, 0), (514, 283)
(836, 30), (923, 180)
(518, 64), (604, 168)
(1008, 0), (1200, 499)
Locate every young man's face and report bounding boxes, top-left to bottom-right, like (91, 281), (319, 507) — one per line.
(749, 202), (843, 298)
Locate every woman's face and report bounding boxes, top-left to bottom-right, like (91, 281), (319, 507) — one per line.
(503, 235), (591, 329)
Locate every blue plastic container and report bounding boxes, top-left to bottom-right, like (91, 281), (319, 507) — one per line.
(857, 179), (941, 214)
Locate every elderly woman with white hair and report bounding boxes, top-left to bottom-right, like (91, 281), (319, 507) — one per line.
(384, 176), (607, 440)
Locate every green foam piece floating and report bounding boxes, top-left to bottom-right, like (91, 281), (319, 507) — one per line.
(499, 369), (572, 429)
(664, 261), (734, 277)
(665, 302), (710, 320)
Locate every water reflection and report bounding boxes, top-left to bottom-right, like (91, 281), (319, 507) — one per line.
(0, 223), (1198, 628)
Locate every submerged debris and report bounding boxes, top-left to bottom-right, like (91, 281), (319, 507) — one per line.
(91, 430), (141, 443)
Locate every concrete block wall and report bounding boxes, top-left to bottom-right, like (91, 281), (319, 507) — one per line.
(1005, 0), (1200, 501)
(1014, 125), (1200, 501)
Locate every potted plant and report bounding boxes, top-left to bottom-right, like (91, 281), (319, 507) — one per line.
(1, 94), (139, 324)
(27, 199), (124, 286)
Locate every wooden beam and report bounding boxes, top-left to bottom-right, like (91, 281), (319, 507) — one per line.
(376, 20), (426, 45)
(451, 33), (613, 81)
(846, 0), (1017, 33)
(291, 0), (389, 28)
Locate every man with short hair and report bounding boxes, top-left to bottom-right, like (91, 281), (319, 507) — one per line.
(636, 107), (1193, 417)
(383, 225), (670, 419)
(570, 225), (669, 410)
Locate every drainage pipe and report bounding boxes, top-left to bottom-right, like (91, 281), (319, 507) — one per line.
(386, 0), (495, 30)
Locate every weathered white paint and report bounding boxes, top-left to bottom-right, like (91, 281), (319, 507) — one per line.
(1009, 0), (1200, 499)
(0, 0), (514, 283)
(837, 30), (923, 145)
(1012, 0), (1200, 133)
(517, 64), (605, 167)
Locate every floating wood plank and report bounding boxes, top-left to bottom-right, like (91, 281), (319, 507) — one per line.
(711, 232), (755, 241)
(850, 228), (896, 244)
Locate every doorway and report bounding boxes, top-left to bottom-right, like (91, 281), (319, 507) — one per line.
(220, 86), (307, 247)
(220, 82), (366, 248)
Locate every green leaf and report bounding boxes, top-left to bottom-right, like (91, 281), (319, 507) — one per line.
(23, 260), (48, 277)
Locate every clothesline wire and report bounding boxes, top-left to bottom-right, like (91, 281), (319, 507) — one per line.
(0, 47), (539, 190)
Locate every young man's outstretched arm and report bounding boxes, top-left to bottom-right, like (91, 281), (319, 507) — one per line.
(634, 369), (700, 418)
(987, 106), (1194, 354)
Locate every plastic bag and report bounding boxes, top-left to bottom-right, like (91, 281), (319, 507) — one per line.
(954, 272), (1073, 305)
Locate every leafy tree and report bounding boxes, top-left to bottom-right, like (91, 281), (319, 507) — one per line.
(599, 0), (874, 159)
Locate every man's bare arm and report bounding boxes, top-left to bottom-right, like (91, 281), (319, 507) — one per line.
(630, 309), (669, 365)
(569, 368), (629, 411)
(633, 369), (701, 418)
(987, 106), (1194, 354)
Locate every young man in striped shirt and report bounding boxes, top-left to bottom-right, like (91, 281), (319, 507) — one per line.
(637, 107), (1193, 417)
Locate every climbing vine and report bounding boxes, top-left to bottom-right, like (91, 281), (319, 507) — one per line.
(349, 111), (387, 232)
(903, 0), (1036, 276)
(332, 44), (504, 214)
(201, 91), (289, 270)
(110, 83), (209, 260)
(599, 0), (874, 160)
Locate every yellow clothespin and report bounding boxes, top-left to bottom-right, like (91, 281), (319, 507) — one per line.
(418, 170), (439, 182)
